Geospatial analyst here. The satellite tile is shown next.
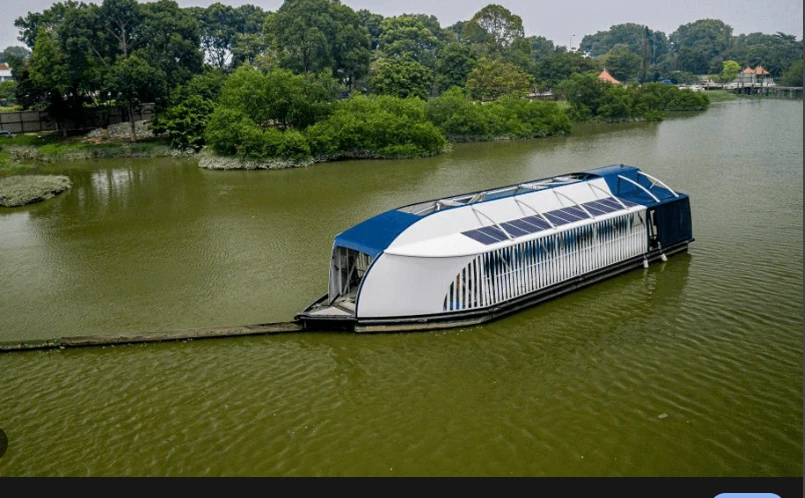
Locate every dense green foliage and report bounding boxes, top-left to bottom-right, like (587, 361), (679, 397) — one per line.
(264, 0), (370, 87)
(559, 74), (709, 121)
(465, 59), (532, 101)
(14, 0), (202, 134)
(780, 60), (803, 87)
(720, 60), (741, 83)
(426, 87), (570, 140)
(0, 46), (31, 65)
(604, 44), (642, 82)
(188, 3), (266, 69)
(370, 57), (434, 100)
(435, 43), (478, 92)
(306, 95), (446, 158)
(581, 21), (801, 83)
(378, 15), (440, 69)
(580, 23), (669, 60)
(202, 64), (337, 159)
(0, 81), (17, 106)
(7, 0), (799, 169)
(217, 65), (338, 129)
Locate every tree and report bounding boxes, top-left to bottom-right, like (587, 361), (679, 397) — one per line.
(218, 64), (337, 130)
(463, 4), (525, 58)
(358, 9), (384, 50)
(670, 19), (733, 74)
(405, 14), (449, 43)
(435, 43), (477, 92)
(780, 59), (803, 87)
(27, 28), (72, 135)
(150, 69), (227, 149)
(231, 33), (267, 67)
(265, 0), (370, 88)
(723, 32), (802, 78)
(0, 81), (16, 106)
(556, 72), (612, 120)
(370, 57), (434, 100)
(190, 3), (266, 69)
(605, 44), (642, 82)
(527, 36), (557, 61)
(378, 15), (440, 69)
(465, 58), (532, 101)
(110, 53), (166, 141)
(531, 51), (600, 88)
(579, 23), (668, 61)
(15, 0), (202, 120)
(138, 0), (203, 99)
(720, 60), (741, 83)
(0, 46), (32, 65)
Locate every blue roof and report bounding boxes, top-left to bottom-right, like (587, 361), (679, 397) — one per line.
(584, 164), (683, 207)
(334, 209), (420, 258)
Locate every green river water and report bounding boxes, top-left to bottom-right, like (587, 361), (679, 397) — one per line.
(0, 99), (801, 476)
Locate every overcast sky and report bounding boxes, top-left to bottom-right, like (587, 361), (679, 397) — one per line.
(1, 0), (802, 52)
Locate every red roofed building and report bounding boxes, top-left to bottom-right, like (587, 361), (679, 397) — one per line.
(737, 65), (771, 85)
(0, 63), (11, 82)
(597, 69), (621, 85)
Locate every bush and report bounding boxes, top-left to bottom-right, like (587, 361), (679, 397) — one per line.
(306, 95), (447, 159)
(425, 87), (491, 139)
(151, 95), (215, 150)
(426, 87), (571, 140)
(205, 107), (311, 161)
(558, 76), (709, 122)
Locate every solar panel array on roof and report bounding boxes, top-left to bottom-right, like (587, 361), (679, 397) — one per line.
(461, 196), (640, 245)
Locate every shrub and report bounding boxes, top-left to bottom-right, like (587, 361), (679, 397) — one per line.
(306, 95), (446, 158)
(426, 88), (570, 140)
(151, 95), (215, 150)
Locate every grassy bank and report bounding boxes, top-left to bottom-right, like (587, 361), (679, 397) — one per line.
(0, 175), (72, 207)
(0, 132), (195, 177)
(3, 138), (189, 163)
(705, 90), (738, 102)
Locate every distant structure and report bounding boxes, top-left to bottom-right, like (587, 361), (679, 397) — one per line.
(597, 69), (621, 85)
(0, 63), (11, 82)
(737, 65), (771, 86)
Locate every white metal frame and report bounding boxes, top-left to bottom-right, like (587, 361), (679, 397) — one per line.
(553, 190), (593, 217)
(587, 182), (628, 208)
(637, 172), (679, 198)
(471, 206), (514, 240)
(617, 175), (660, 203)
(513, 198), (557, 229)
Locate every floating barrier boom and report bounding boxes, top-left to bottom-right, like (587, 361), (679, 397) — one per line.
(0, 321), (305, 353)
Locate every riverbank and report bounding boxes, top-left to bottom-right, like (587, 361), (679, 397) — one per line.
(0, 129), (194, 177)
(705, 90), (739, 102)
(0, 174), (71, 207)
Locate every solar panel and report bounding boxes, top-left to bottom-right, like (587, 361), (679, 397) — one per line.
(507, 218), (542, 234)
(462, 230), (500, 245)
(582, 202), (610, 216)
(521, 216), (552, 230)
(461, 196), (638, 245)
(584, 200), (617, 215)
(477, 225), (508, 241)
(543, 211), (574, 226)
(500, 222), (533, 237)
(596, 197), (625, 210)
(559, 206), (590, 220)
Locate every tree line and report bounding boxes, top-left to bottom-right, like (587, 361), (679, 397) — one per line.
(4, 1), (798, 160)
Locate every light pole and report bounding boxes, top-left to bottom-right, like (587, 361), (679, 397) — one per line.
(569, 34), (575, 52)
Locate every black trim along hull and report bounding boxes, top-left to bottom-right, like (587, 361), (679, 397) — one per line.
(296, 241), (691, 333)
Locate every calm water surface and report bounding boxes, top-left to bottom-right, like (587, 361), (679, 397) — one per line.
(0, 99), (801, 476)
